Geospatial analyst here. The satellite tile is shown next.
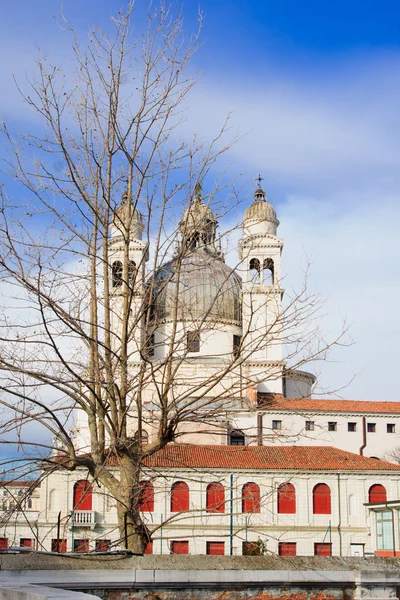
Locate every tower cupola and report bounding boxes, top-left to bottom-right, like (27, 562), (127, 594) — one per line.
(244, 185), (279, 236)
(179, 183), (220, 255)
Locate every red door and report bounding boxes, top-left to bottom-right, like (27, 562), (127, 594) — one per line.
(242, 483), (261, 513)
(171, 482), (189, 512)
(20, 538), (32, 550)
(206, 483), (225, 513)
(313, 484), (331, 514)
(369, 484), (387, 503)
(74, 539), (89, 553)
(170, 541), (189, 554)
(206, 541), (225, 555)
(277, 483), (296, 514)
(51, 539), (67, 553)
(279, 542), (296, 556)
(73, 480), (93, 510)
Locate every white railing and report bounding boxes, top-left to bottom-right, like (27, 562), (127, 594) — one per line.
(73, 510), (96, 526)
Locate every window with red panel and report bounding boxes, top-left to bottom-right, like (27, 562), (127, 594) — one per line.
(73, 480), (93, 511)
(206, 483), (225, 513)
(0, 538), (8, 552)
(242, 482), (261, 513)
(206, 541), (225, 555)
(170, 540), (189, 554)
(51, 539), (67, 553)
(95, 539), (111, 552)
(314, 542), (332, 556)
(20, 538), (33, 550)
(277, 483), (296, 514)
(369, 484), (387, 503)
(313, 483), (331, 514)
(138, 481), (154, 512)
(144, 541), (153, 555)
(171, 481), (189, 512)
(74, 539), (89, 553)
(279, 542), (297, 556)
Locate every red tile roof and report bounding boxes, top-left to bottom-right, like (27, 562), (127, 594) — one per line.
(259, 397), (400, 415)
(138, 445), (400, 472)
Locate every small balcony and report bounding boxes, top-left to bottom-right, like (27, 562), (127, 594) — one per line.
(72, 510), (96, 528)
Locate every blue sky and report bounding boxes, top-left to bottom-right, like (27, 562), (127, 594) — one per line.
(0, 1), (400, 402)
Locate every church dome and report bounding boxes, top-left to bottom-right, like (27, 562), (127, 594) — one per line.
(244, 188), (279, 226)
(150, 249), (242, 325)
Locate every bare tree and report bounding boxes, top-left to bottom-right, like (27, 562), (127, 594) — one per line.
(0, 1), (348, 553)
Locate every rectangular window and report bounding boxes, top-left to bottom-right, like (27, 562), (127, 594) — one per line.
(242, 541), (262, 556)
(95, 539), (111, 552)
(74, 539), (89, 553)
(314, 542), (332, 556)
(51, 539), (67, 553)
(348, 422), (357, 432)
(279, 542), (297, 556)
(0, 538), (8, 552)
(377, 511), (394, 550)
(206, 541), (225, 555)
(272, 420), (282, 431)
(328, 422), (337, 432)
(170, 540), (189, 555)
(233, 335), (241, 359)
(305, 421), (314, 431)
(187, 331), (200, 353)
(387, 424), (395, 434)
(20, 538), (33, 550)
(368, 423), (376, 433)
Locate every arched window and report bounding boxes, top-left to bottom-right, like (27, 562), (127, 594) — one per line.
(263, 258), (274, 285)
(229, 429), (245, 446)
(348, 494), (356, 516)
(206, 483), (225, 513)
(249, 258), (260, 283)
(369, 484), (387, 503)
(112, 261), (123, 287)
(138, 481), (154, 512)
(171, 481), (189, 512)
(242, 483), (261, 513)
(277, 483), (296, 514)
(313, 483), (331, 514)
(133, 429), (149, 446)
(73, 480), (93, 511)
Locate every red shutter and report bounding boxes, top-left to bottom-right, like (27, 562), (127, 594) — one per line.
(73, 480), (93, 511)
(144, 541), (153, 555)
(314, 542), (332, 556)
(206, 483), (225, 513)
(242, 483), (260, 513)
(313, 484), (331, 514)
(20, 538), (32, 549)
(139, 481), (154, 512)
(0, 538), (8, 552)
(95, 539), (110, 551)
(369, 484), (387, 503)
(279, 542), (297, 556)
(277, 483), (296, 514)
(74, 539), (89, 553)
(171, 482), (189, 512)
(51, 539), (67, 553)
(207, 541), (225, 555)
(170, 541), (189, 554)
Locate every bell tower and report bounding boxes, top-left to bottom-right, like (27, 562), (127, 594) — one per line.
(108, 192), (148, 363)
(239, 181), (284, 394)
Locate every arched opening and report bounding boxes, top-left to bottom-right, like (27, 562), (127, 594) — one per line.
(277, 482), (296, 514)
(313, 483), (331, 514)
(369, 484), (387, 503)
(206, 483), (225, 513)
(242, 482), (261, 513)
(73, 480), (93, 511)
(263, 258), (274, 285)
(133, 429), (149, 446)
(229, 429), (245, 446)
(112, 261), (123, 287)
(249, 258), (260, 283)
(138, 481), (154, 512)
(171, 481), (189, 512)
(348, 494), (356, 516)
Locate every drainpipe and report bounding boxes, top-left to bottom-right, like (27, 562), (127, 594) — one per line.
(257, 414), (263, 446)
(230, 474), (234, 556)
(337, 474), (342, 556)
(359, 416), (367, 456)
